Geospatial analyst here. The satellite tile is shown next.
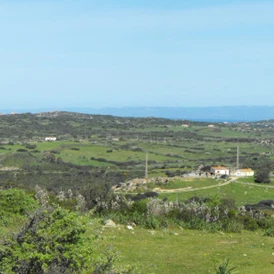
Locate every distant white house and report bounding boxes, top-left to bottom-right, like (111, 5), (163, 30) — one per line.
(231, 168), (254, 177)
(45, 137), (57, 141)
(210, 166), (230, 175)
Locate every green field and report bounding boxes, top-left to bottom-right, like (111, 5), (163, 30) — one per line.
(98, 226), (274, 274)
(157, 180), (274, 206)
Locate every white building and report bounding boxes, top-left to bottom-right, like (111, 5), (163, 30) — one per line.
(231, 168), (254, 177)
(210, 166), (230, 175)
(45, 137), (57, 141)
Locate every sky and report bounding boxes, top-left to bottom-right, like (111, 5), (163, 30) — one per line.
(0, 0), (274, 110)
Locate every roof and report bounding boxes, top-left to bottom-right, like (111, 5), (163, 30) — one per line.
(236, 168), (254, 172)
(211, 166), (229, 170)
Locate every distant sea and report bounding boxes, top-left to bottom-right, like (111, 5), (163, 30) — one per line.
(1, 106), (274, 123)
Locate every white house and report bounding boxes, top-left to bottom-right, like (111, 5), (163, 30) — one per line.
(231, 168), (254, 177)
(210, 166), (230, 175)
(45, 137), (57, 141)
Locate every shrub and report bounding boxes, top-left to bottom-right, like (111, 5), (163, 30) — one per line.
(0, 206), (93, 273)
(254, 169), (271, 184)
(16, 148), (28, 152)
(83, 182), (112, 210)
(0, 189), (37, 226)
(70, 147), (80, 151)
(237, 215), (259, 231)
(215, 258), (236, 274)
(263, 227), (274, 237)
(25, 144), (37, 149)
(144, 191), (159, 198)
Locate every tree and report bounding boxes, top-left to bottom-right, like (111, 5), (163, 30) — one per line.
(254, 168), (271, 184)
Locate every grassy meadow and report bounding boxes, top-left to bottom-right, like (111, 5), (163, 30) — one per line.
(98, 227), (274, 274)
(157, 180), (274, 206)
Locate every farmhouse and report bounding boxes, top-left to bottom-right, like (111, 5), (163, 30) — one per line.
(231, 168), (254, 177)
(210, 166), (230, 175)
(45, 137), (57, 141)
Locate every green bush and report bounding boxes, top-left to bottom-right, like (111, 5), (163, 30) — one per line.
(237, 215), (259, 231)
(0, 189), (37, 226)
(25, 144), (37, 149)
(263, 228), (274, 237)
(0, 206), (93, 273)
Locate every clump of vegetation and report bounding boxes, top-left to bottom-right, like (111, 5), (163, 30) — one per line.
(0, 189), (132, 274)
(25, 143), (37, 149)
(263, 228), (274, 237)
(0, 206), (93, 273)
(254, 169), (271, 184)
(0, 189), (37, 226)
(215, 259), (236, 274)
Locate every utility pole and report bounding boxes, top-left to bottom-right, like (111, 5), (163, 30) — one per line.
(236, 146), (239, 169)
(145, 153), (148, 179)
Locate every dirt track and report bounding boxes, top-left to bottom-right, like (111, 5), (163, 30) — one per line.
(153, 177), (238, 193)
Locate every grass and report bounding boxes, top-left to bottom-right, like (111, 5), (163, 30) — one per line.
(159, 181), (274, 206)
(148, 178), (219, 190)
(98, 226), (274, 274)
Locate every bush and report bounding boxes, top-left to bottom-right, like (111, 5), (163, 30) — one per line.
(25, 144), (37, 149)
(264, 228), (274, 237)
(237, 215), (259, 231)
(144, 191), (159, 198)
(83, 182), (112, 210)
(0, 189), (37, 226)
(0, 206), (93, 273)
(16, 148), (28, 152)
(254, 169), (271, 184)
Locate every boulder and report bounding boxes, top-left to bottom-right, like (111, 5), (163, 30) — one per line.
(104, 219), (116, 228)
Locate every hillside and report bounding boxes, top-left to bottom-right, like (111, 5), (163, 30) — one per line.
(3, 106), (274, 121)
(2, 111), (274, 273)
(0, 111), (274, 192)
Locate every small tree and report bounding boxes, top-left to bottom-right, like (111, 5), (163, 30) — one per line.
(254, 168), (271, 184)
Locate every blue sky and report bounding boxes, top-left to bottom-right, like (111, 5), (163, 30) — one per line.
(0, 0), (273, 110)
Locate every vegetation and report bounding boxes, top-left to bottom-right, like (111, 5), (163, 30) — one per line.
(0, 189), (132, 274)
(99, 227), (273, 273)
(0, 207), (93, 273)
(0, 188), (37, 226)
(2, 112), (274, 273)
(215, 259), (236, 274)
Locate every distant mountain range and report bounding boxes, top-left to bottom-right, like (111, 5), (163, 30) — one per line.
(2, 106), (274, 122)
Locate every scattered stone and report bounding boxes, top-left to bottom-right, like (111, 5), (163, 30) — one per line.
(127, 225), (134, 230)
(104, 219), (116, 228)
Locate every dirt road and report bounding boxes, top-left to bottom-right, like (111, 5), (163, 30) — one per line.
(153, 177), (238, 193)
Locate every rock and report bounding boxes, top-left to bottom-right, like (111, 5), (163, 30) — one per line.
(104, 219), (116, 228)
(127, 225), (134, 230)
